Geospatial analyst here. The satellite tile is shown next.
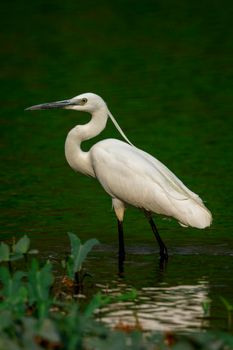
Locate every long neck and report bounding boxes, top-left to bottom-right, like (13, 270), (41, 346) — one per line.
(65, 108), (108, 177)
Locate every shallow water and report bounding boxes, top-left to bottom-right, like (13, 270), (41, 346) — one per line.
(1, 0), (233, 333)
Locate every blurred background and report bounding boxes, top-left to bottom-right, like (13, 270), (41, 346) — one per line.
(1, 0), (233, 331)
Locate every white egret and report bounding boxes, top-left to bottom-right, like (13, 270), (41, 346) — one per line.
(26, 93), (212, 261)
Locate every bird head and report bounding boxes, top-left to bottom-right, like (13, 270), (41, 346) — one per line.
(26, 92), (133, 146)
(25, 92), (107, 113)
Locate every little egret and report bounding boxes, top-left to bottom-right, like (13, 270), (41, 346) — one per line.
(26, 93), (212, 261)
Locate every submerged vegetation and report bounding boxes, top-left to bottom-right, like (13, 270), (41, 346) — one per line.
(0, 235), (232, 350)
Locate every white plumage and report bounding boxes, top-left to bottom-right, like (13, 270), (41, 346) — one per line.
(90, 138), (212, 229)
(26, 92), (212, 260)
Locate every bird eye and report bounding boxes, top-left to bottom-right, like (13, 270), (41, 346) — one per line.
(81, 98), (87, 105)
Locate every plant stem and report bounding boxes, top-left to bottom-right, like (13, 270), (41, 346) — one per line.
(74, 272), (80, 294)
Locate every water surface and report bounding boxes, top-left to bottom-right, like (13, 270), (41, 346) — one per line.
(1, 0), (233, 333)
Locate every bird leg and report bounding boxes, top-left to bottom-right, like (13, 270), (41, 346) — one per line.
(117, 220), (125, 260)
(112, 198), (126, 261)
(144, 210), (168, 261)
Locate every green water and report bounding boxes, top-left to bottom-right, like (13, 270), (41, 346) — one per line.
(1, 0), (233, 332)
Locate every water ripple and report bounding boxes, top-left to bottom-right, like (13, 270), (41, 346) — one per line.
(96, 281), (209, 331)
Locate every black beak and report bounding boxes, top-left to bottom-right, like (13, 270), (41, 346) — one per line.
(25, 99), (75, 111)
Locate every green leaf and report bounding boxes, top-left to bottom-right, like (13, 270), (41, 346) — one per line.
(13, 235), (30, 254)
(68, 232), (81, 258)
(67, 233), (80, 275)
(115, 289), (137, 302)
(0, 267), (27, 317)
(77, 238), (99, 272)
(220, 297), (233, 311)
(84, 292), (116, 318)
(0, 243), (10, 262)
(0, 266), (10, 286)
(67, 233), (99, 274)
(66, 258), (74, 279)
(1, 270), (27, 300)
(61, 259), (66, 269)
(27, 259), (54, 319)
(10, 253), (23, 262)
(84, 293), (107, 318)
(28, 259), (54, 305)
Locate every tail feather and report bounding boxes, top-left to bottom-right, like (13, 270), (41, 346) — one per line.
(175, 199), (212, 229)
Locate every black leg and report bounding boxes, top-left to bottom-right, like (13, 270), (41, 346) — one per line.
(118, 254), (125, 276)
(144, 210), (168, 261)
(117, 219), (125, 260)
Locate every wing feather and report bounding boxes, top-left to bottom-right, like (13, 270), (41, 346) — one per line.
(91, 139), (200, 201)
(90, 139), (212, 228)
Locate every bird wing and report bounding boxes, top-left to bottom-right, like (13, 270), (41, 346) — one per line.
(90, 139), (204, 209)
(135, 145), (204, 204)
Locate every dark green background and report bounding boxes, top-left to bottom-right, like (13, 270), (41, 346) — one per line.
(1, 0), (233, 331)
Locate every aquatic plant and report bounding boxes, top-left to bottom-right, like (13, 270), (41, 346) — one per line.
(220, 297), (233, 330)
(0, 235), (38, 273)
(62, 232), (99, 293)
(0, 235), (233, 350)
